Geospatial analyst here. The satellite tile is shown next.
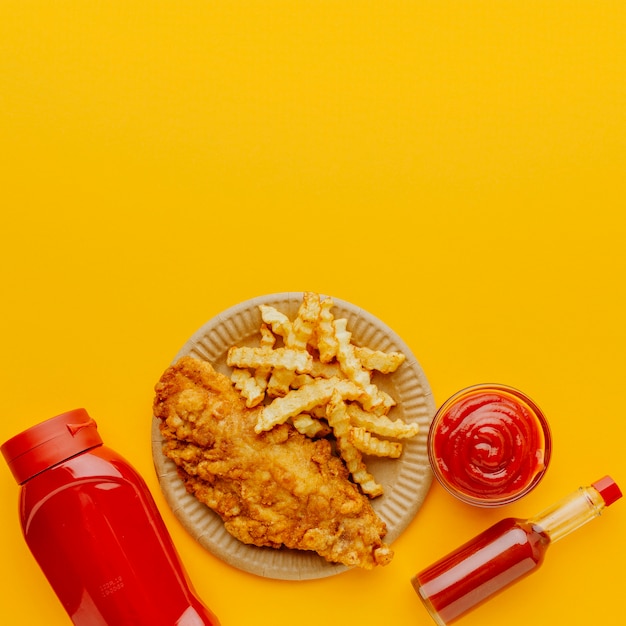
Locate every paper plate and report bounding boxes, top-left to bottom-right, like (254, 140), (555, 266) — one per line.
(151, 293), (436, 580)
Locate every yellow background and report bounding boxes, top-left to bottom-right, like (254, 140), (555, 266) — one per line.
(1, 2), (625, 625)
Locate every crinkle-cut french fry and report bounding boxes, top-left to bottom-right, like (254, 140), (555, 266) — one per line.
(333, 318), (385, 411)
(249, 323), (275, 399)
(306, 328), (320, 353)
(259, 304), (295, 345)
(316, 297), (339, 363)
(326, 391), (383, 498)
(290, 373), (315, 389)
(257, 301), (315, 395)
(309, 405), (328, 420)
(230, 368), (266, 408)
(260, 315), (299, 393)
(256, 377), (361, 433)
(227, 346), (312, 373)
(253, 368), (270, 397)
(259, 323), (276, 349)
(354, 346), (406, 374)
(267, 367), (295, 397)
(324, 391), (351, 438)
(349, 427), (403, 459)
(346, 403), (419, 439)
(332, 318), (371, 388)
(292, 291), (321, 350)
(308, 360), (342, 379)
(291, 414), (331, 438)
(367, 390), (397, 416)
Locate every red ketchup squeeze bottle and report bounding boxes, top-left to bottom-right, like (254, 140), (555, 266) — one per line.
(1, 409), (220, 626)
(412, 476), (622, 625)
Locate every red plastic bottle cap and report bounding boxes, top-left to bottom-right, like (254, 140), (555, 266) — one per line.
(591, 476), (622, 507)
(1, 409), (103, 484)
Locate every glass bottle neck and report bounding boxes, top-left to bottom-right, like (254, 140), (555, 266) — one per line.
(528, 485), (606, 544)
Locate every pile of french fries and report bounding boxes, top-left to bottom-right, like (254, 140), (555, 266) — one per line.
(226, 292), (419, 497)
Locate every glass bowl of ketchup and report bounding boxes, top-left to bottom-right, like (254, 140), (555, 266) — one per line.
(428, 384), (552, 507)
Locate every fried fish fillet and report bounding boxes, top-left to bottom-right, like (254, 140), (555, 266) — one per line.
(153, 356), (393, 569)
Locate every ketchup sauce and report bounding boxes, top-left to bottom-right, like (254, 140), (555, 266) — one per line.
(428, 385), (551, 506)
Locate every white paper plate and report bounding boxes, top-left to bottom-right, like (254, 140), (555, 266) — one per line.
(151, 293), (435, 580)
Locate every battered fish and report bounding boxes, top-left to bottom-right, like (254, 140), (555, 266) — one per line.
(153, 356), (393, 569)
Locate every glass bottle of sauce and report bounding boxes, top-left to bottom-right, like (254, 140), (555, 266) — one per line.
(411, 476), (622, 625)
(1, 408), (221, 626)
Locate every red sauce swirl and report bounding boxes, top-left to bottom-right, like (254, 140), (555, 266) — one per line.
(429, 385), (551, 505)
